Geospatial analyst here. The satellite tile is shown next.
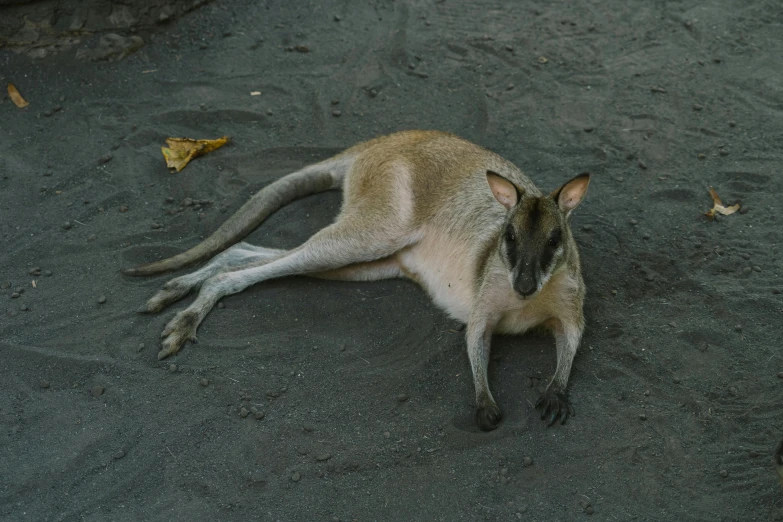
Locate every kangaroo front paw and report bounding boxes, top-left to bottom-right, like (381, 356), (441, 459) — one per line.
(535, 387), (574, 426)
(158, 310), (199, 359)
(475, 401), (503, 431)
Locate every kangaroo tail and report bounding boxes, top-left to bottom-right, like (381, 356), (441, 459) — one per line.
(122, 156), (350, 276)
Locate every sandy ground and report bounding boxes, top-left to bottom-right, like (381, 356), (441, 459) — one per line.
(2, 1), (783, 520)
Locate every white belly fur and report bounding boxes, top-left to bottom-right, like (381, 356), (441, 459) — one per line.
(396, 233), (476, 323)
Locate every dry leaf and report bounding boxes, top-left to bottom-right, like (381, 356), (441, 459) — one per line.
(161, 136), (230, 172)
(8, 83), (29, 108)
(705, 187), (740, 220)
(537, 56), (548, 64)
(250, 91), (261, 96)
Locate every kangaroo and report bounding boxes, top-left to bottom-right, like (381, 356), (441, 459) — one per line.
(125, 130), (590, 431)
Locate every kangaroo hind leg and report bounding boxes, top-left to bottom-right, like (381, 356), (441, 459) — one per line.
(156, 221), (414, 360)
(140, 243), (287, 314)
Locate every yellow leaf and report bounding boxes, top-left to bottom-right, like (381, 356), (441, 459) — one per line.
(704, 187), (740, 220)
(161, 136), (230, 172)
(8, 83), (29, 108)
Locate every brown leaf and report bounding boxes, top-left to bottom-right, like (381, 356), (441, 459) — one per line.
(161, 136), (230, 172)
(8, 83), (29, 108)
(704, 187), (740, 220)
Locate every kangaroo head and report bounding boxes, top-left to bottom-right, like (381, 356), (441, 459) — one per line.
(486, 171), (590, 299)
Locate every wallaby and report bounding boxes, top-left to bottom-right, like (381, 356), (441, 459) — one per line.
(125, 130), (590, 431)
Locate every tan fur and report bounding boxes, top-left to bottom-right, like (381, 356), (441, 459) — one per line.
(128, 130), (590, 431)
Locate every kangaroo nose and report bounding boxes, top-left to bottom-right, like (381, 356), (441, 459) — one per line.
(514, 274), (537, 298)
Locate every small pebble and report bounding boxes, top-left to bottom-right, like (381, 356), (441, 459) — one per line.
(240, 407), (249, 418)
(611, 289), (617, 295)
(644, 390), (650, 396)
(582, 224), (592, 231)
(98, 153), (113, 165)
(638, 160), (647, 170)
(630, 219), (638, 225)
(10, 293), (20, 299)
(119, 205), (129, 212)
(777, 372), (783, 379)
(697, 153), (706, 160)
(639, 413), (647, 421)
(397, 393), (409, 402)
(693, 104), (703, 111)
(199, 378), (210, 387)
(151, 223), (162, 230)
(183, 198), (193, 207)
(40, 380), (50, 389)
(523, 456), (533, 466)
(742, 267), (752, 275)
(97, 295), (107, 304)
(62, 221), (72, 230)
(254, 411), (265, 420)
(137, 342), (145, 352)
(749, 450), (759, 458)
(87, 234), (97, 242)
(719, 469), (728, 478)
(734, 324), (742, 332)
(331, 99), (340, 105)
(316, 453), (332, 462)
(673, 377), (681, 384)
(332, 109), (342, 117)
(698, 342), (709, 352)
(217, 302), (225, 309)
(0, 282), (8, 289)
(113, 449), (126, 460)
(91, 385), (105, 397)
(20, 304), (29, 312)
(752, 266), (761, 272)
(773, 289), (781, 295)
(585, 506), (594, 515)
(165, 196), (174, 203)
(719, 149), (729, 156)
(642, 233), (650, 240)
(728, 120), (736, 127)
(28, 267), (42, 276)
(334, 15), (341, 21)
(291, 472), (301, 482)
(168, 364), (177, 373)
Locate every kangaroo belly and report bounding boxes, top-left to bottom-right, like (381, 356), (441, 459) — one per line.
(396, 234), (476, 323)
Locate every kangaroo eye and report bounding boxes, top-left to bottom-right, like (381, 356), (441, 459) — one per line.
(505, 226), (516, 242)
(548, 233), (561, 248)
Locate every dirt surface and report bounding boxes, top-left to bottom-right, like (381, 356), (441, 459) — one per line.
(2, 1), (782, 520)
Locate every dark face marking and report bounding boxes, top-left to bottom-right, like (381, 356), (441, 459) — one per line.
(501, 195), (566, 298)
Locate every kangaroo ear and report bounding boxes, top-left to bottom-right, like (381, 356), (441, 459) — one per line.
(551, 173), (590, 215)
(486, 171), (520, 209)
